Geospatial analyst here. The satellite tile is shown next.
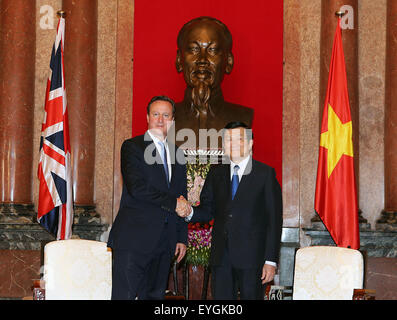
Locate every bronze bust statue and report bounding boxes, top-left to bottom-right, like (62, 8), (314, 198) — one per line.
(174, 16), (254, 150)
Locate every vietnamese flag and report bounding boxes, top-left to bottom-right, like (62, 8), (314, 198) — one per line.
(314, 18), (360, 249)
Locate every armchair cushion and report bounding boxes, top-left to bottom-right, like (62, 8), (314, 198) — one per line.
(292, 246), (363, 300)
(44, 239), (112, 300)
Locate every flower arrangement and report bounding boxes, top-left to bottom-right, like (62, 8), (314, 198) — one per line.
(186, 219), (213, 267)
(185, 157), (213, 267)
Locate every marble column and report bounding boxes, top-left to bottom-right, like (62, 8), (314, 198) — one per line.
(379, 0), (397, 230)
(282, 0), (301, 228)
(0, 0), (36, 211)
(112, 0), (134, 220)
(63, 0), (97, 206)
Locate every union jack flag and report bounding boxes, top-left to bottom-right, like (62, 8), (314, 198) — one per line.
(37, 16), (73, 240)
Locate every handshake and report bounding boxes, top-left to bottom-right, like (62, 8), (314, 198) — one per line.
(175, 195), (192, 218)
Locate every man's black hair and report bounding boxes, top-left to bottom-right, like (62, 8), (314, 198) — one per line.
(146, 95), (175, 116)
(223, 121), (253, 140)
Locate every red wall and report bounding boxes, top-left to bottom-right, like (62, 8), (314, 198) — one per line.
(132, 0), (283, 182)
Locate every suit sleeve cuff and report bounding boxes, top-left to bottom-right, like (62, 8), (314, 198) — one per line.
(265, 261), (277, 268)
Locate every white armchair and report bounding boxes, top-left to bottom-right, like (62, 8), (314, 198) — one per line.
(292, 246), (367, 300)
(43, 239), (112, 300)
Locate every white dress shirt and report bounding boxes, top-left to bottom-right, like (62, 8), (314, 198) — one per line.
(147, 130), (171, 182)
(229, 155), (251, 181)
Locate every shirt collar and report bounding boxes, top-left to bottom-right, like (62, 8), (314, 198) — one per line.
(230, 155), (251, 174)
(147, 130), (167, 146)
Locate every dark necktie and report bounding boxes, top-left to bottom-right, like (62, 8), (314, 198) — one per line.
(231, 165), (240, 200)
(158, 141), (169, 188)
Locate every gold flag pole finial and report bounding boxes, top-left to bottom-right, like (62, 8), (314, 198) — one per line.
(57, 10), (66, 18)
(335, 11), (345, 18)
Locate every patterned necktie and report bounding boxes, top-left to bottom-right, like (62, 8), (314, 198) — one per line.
(231, 165), (240, 200)
(158, 141), (169, 188)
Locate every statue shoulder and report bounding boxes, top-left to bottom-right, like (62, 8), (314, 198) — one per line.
(225, 101), (254, 113)
(174, 100), (191, 115)
(223, 101), (254, 123)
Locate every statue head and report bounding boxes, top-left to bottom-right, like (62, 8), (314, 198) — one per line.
(176, 17), (234, 113)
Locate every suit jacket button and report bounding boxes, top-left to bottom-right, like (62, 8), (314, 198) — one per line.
(228, 214), (232, 218)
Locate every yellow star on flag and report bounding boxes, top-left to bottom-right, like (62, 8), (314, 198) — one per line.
(320, 104), (353, 178)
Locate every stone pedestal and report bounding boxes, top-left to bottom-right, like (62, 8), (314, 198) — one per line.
(278, 227), (300, 287)
(304, 219), (397, 258)
(310, 210), (371, 231)
(72, 206), (109, 241)
(376, 210), (397, 232)
(0, 204), (107, 250)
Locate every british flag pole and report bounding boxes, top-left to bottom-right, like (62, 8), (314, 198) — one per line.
(37, 11), (73, 240)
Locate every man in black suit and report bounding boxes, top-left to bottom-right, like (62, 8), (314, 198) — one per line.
(177, 121), (283, 300)
(107, 96), (191, 300)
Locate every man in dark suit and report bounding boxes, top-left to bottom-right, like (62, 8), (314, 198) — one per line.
(107, 96), (191, 300)
(177, 121), (283, 300)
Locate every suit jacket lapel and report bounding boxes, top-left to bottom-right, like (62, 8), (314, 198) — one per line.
(224, 164), (233, 209)
(232, 158), (255, 203)
(168, 142), (178, 188)
(143, 132), (169, 188)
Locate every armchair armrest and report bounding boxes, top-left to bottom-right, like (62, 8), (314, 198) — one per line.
(353, 289), (376, 300)
(265, 285), (293, 300)
(32, 279), (46, 300)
